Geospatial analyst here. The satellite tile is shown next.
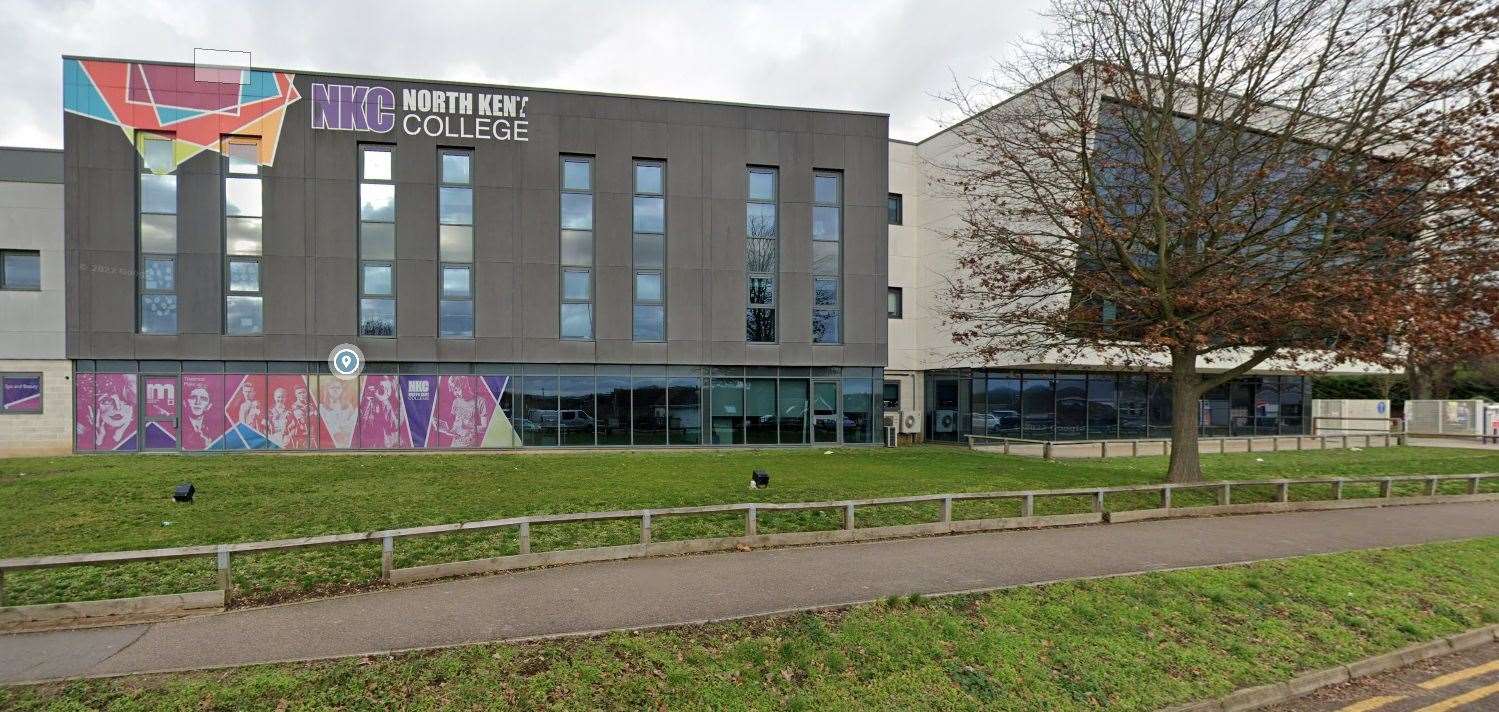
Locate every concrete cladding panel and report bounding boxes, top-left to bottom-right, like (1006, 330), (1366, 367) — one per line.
(63, 58), (888, 367)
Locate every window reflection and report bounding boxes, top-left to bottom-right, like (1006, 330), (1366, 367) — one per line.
(632, 377), (667, 446)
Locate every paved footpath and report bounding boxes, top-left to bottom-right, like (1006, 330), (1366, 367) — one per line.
(3, 501), (1497, 686)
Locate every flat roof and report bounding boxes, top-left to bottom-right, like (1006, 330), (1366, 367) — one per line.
(0, 146), (63, 183)
(63, 55), (890, 119)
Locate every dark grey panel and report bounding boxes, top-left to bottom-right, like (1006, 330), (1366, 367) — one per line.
(0, 147), (63, 183)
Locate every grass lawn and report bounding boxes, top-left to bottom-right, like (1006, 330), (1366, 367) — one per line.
(1, 445), (1497, 606)
(5, 537), (1498, 711)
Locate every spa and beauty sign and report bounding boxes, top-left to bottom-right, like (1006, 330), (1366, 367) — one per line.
(310, 83), (529, 141)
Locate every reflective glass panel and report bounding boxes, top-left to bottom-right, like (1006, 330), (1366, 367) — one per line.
(522, 374), (558, 446)
(746, 308), (775, 342)
(748, 170), (775, 200)
(635, 272), (662, 302)
(634, 233), (664, 269)
(2, 252), (40, 289)
(226, 141), (258, 175)
(225, 217), (262, 256)
(360, 183), (395, 221)
(812, 309), (840, 343)
(562, 159), (591, 190)
(746, 202), (777, 238)
(140, 214), (177, 253)
(227, 260), (259, 292)
(441, 152), (471, 184)
(812, 205), (840, 241)
(439, 299), (473, 338)
(812, 241), (840, 275)
(140, 174), (177, 214)
(560, 376), (596, 446)
(1022, 375), (1055, 439)
(632, 377), (667, 446)
(562, 269), (591, 301)
(362, 263), (393, 296)
(595, 375), (631, 445)
(361, 222), (396, 260)
(561, 230), (593, 266)
(362, 148), (391, 180)
(140, 293), (177, 333)
(746, 378), (777, 444)
(746, 239), (776, 273)
(359, 298), (395, 336)
(224, 178), (262, 217)
(439, 187), (472, 225)
(442, 266), (471, 297)
(814, 175), (839, 204)
(560, 193), (593, 230)
(748, 276), (774, 306)
(438, 225), (473, 262)
(635, 164), (663, 194)
(141, 137), (174, 174)
(668, 377), (702, 445)
(814, 278), (838, 306)
(633, 196), (664, 233)
(560, 303), (592, 339)
(778, 379), (808, 444)
(633, 305), (664, 341)
(225, 295), (263, 335)
(142, 258), (174, 291)
(710, 378), (745, 445)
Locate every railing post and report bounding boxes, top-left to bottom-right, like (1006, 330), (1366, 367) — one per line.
(1272, 437), (1280, 452)
(1021, 494), (1034, 517)
(746, 505), (758, 537)
(1042, 442), (1053, 460)
(380, 535), (394, 581)
(1218, 483), (1231, 505)
(1333, 479), (1344, 500)
(1246, 438), (1252, 453)
(518, 521), (531, 555)
(1380, 479), (1392, 498)
(844, 503), (856, 531)
(1161, 485), (1172, 509)
(941, 497), (953, 523)
(1342, 434), (1349, 449)
(640, 511), (652, 545)
(1469, 476), (1480, 495)
(217, 546), (232, 606)
(1, 569), (6, 607)
(1003, 440), (1010, 455)
(1296, 436), (1303, 451)
(1131, 440), (1139, 457)
(1425, 477), (1438, 496)
(1320, 435), (1327, 449)
(1276, 481), (1289, 503)
(1092, 489), (1105, 513)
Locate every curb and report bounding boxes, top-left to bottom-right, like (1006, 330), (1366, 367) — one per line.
(1159, 623), (1499, 711)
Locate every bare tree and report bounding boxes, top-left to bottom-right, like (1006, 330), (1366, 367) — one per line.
(937, 0), (1499, 481)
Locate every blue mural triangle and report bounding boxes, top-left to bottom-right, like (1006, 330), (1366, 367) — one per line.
(155, 105), (204, 125)
(63, 59), (118, 123)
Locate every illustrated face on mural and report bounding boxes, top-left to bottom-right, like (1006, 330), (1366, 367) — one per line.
(240, 382), (258, 401)
(294, 386), (310, 406)
(187, 387), (211, 418)
(273, 387), (287, 407)
(326, 380), (344, 400)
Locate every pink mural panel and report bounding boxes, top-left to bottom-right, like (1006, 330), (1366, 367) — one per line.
(92, 374), (138, 451)
(74, 373), (96, 452)
(266, 375), (317, 450)
(317, 376), (359, 450)
(357, 375), (409, 449)
(223, 374), (270, 450)
(431, 376), (497, 449)
(180, 374), (227, 452)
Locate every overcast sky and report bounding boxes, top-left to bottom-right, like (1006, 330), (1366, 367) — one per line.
(0, 0), (1051, 148)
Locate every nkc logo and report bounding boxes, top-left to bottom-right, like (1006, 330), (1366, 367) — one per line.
(310, 83), (396, 133)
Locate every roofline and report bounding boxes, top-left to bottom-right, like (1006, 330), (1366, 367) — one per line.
(910, 62), (1084, 145)
(62, 54), (892, 119)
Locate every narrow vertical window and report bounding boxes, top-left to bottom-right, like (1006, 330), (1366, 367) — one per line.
(887, 193), (903, 225)
(438, 149), (474, 338)
(223, 137), (263, 335)
(887, 286), (903, 319)
(632, 160), (665, 341)
(812, 171), (842, 343)
(746, 166), (778, 342)
(359, 145), (396, 336)
(137, 132), (177, 334)
(560, 155), (593, 340)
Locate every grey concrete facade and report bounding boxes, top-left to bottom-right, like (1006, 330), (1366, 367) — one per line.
(64, 59), (890, 369)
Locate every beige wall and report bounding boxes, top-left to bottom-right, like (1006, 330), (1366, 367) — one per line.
(0, 359), (73, 457)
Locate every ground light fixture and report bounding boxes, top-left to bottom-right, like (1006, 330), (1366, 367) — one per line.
(173, 483), (195, 503)
(752, 470), (770, 488)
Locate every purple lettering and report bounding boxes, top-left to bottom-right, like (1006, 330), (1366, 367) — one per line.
(310, 83), (336, 129)
(367, 87), (396, 133)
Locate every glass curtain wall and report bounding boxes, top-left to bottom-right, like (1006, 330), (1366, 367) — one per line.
(956, 371), (1312, 442)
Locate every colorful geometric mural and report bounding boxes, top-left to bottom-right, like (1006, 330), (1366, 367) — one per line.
(63, 58), (300, 170)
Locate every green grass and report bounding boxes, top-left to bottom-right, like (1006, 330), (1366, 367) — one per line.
(6, 537), (1498, 711)
(2, 445), (1496, 606)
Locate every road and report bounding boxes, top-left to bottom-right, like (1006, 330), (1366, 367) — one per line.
(1264, 641), (1499, 711)
(2, 501), (1496, 686)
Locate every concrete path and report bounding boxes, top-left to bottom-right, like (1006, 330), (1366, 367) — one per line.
(1407, 437), (1499, 451)
(3, 501), (1497, 686)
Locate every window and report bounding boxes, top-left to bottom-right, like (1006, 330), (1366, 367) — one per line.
(561, 155), (594, 340)
(887, 287), (903, 319)
(359, 145), (396, 336)
(439, 149), (474, 338)
(1, 373), (42, 413)
(888, 193), (903, 225)
(812, 171), (841, 343)
(223, 137), (263, 335)
(746, 167), (777, 342)
(137, 132), (176, 334)
(0, 250), (40, 290)
(633, 160), (666, 341)
(882, 381), (900, 411)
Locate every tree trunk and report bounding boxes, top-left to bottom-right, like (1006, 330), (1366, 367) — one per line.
(1167, 349), (1204, 483)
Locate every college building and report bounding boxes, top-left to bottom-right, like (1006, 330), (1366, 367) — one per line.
(0, 55), (1369, 456)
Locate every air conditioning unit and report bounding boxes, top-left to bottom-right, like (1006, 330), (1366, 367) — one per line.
(933, 409), (957, 434)
(901, 410), (923, 434)
(882, 412), (899, 431)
